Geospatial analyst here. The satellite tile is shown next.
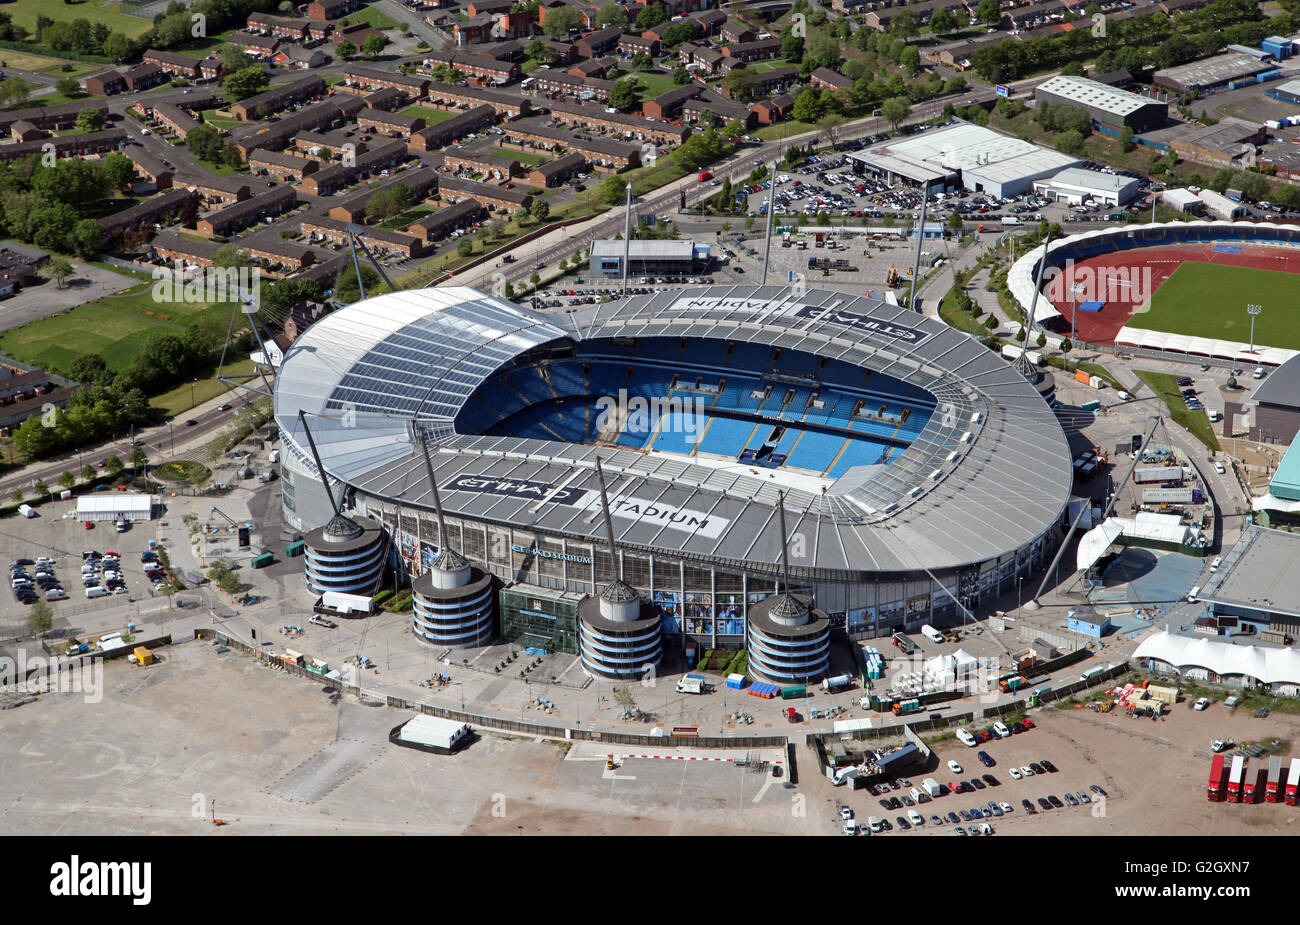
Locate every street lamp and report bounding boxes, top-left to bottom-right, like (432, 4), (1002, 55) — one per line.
(1017, 576), (1024, 612)
(1247, 304), (1262, 356)
(190, 378), (198, 409)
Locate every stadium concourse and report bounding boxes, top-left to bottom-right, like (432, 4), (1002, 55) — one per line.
(272, 285), (1072, 672)
(1008, 220), (1300, 362)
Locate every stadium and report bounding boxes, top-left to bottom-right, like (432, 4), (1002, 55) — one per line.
(273, 285), (1072, 678)
(1008, 220), (1300, 364)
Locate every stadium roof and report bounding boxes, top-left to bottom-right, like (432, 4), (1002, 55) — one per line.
(1251, 353), (1300, 407)
(274, 286), (1072, 576)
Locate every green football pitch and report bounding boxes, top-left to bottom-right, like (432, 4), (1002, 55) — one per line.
(1131, 261), (1300, 349)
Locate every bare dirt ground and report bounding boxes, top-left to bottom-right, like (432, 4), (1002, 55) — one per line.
(0, 639), (815, 836)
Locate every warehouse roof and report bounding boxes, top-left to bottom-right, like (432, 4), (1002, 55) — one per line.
(1036, 74), (1153, 117)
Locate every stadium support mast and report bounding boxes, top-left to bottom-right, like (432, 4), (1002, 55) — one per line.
(345, 222), (397, 299)
(1014, 229), (1052, 376)
(594, 457), (624, 582)
(416, 437), (452, 557)
(907, 195), (928, 311)
(622, 182), (633, 297)
(761, 151), (780, 286)
(296, 410), (339, 517)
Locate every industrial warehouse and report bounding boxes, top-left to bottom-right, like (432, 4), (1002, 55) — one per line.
(273, 285), (1073, 682)
(848, 121), (1082, 197)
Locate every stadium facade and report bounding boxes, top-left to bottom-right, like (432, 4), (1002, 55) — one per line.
(273, 286), (1073, 658)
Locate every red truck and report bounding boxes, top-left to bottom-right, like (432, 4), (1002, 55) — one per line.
(1207, 753), (1226, 802)
(1243, 758), (1264, 804)
(1265, 755), (1283, 803)
(1227, 755), (1246, 803)
(1287, 758), (1300, 806)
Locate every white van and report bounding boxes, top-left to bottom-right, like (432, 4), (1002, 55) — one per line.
(1188, 585), (1201, 603)
(956, 728), (978, 747)
(85, 586), (110, 599)
(1210, 556), (1223, 572)
(993, 721), (1011, 738)
(17, 504), (35, 518)
(921, 624), (945, 644)
(909, 787), (931, 803)
(867, 816), (883, 833)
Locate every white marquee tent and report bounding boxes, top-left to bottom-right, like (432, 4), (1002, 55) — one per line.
(1135, 630), (1300, 686)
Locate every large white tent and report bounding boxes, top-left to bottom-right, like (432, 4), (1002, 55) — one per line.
(75, 493), (154, 523)
(924, 648), (981, 686)
(1135, 630), (1300, 686)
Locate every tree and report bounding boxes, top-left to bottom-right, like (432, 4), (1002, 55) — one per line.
(487, 218), (506, 240)
(881, 95), (911, 132)
(59, 471), (75, 491)
(672, 66), (691, 85)
(217, 44), (250, 75)
(9, 489), (20, 503)
(817, 112), (847, 147)
(889, 9), (917, 39)
(1117, 126), (1135, 152)
(27, 599), (53, 639)
(542, 6), (583, 39)
(978, 0), (1001, 24)
(947, 209), (964, 233)
(929, 8), (957, 33)
(1055, 129), (1085, 155)
(55, 76), (81, 96)
(721, 67), (761, 102)
(365, 184), (414, 222)
(362, 34), (386, 59)
(610, 77), (642, 111)
(598, 174), (626, 205)
(1237, 172), (1270, 203)
(0, 77), (33, 108)
(213, 243), (248, 268)
(636, 2), (668, 30)
(104, 455), (123, 476)
(530, 199), (550, 223)
(900, 45), (921, 77)
(457, 236), (473, 258)
(780, 28), (804, 62)
(185, 123), (223, 162)
(40, 258), (75, 289)
(336, 39), (356, 59)
(81, 464), (95, 482)
(660, 21), (695, 47)
(630, 51), (652, 71)
(101, 153), (136, 193)
(791, 87), (822, 123)
(530, 271), (541, 286)
(130, 446), (147, 469)
(596, 2), (629, 28)
(1060, 338), (1072, 353)
(221, 66), (270, 103)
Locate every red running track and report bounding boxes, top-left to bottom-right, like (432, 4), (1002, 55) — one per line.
(1043, 243), (1300, 345)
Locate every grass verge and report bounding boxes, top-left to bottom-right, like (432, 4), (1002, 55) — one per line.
(1135, 369), (1220, 451)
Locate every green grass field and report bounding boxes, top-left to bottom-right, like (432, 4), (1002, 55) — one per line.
(0, 285), (238, 377)
(342, 7), (398, 29)
(1136, 261), (1300, 349)
(3, 0), (153, 38)
(401, 106), (462, 125)
(493, 147), (547, 166)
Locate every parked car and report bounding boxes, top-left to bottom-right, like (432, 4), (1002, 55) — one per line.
(1022, 799), (1037, 814)
(1047, 794), (1064, 809)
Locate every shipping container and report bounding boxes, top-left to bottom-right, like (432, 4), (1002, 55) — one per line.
(1142, 488), (1195, 504)
(1265, 755), (1283, 803)
(780, 685), (807, 699)
(892, 698), (922, 715)
(998, 675), (1027, 693)
(1286, 758), (1300, 806)
(876, 742), (920, 773)
(892, 632), (916, 655)
(1089, 375), (1103, 389)
(1081, 399), (1101, 412)
(1227, 755), (1246, 802)
(1075, 369), (1091, 384)
(1207, 753), (1226, 802)
(285, 540), (306, 557)
(250, 552), (275, 569)
(1134, 466), (1179, 484)
(132, 646), (155, 667)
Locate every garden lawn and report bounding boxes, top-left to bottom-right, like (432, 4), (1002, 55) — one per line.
(401, 106), (462, 124)
(494, 147), (548, 166)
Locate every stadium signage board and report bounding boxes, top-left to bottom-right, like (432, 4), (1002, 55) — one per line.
(591, 497), (730, 540)
(445, 474), (591, 506)
(664, 296), (929, 344)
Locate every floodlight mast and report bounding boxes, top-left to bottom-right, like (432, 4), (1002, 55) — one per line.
(594, 457), (623, 581)
(1247, 303), (1262, 356)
